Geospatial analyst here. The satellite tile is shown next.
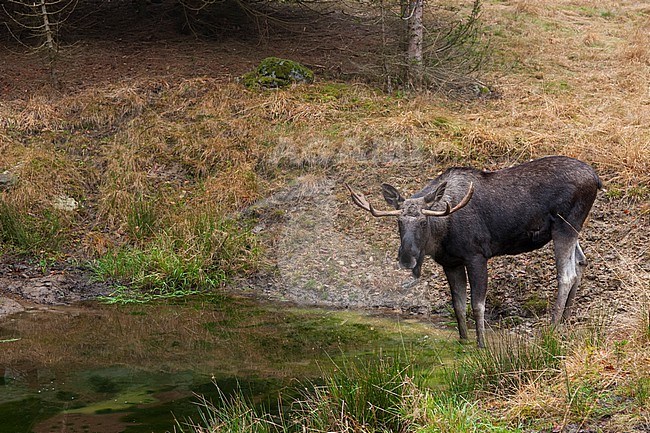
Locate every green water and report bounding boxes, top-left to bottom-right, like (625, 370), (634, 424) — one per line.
(0, 295), (457, 433)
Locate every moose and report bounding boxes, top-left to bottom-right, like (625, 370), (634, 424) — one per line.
(346, 156), (601, 347)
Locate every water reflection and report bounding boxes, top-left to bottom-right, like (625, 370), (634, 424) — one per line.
(0, 297), (447, 432)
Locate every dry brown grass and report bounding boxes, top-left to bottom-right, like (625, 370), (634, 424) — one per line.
(0, 4), (647, 282)
(487, 302), (650, 431)
(469, 0), (650, 191)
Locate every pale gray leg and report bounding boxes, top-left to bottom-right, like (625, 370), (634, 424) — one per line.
(551, 235), (580, 324)
(562, 241), (586, 321)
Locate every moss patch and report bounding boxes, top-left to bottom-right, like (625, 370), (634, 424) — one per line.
(242, 57), (314, 88)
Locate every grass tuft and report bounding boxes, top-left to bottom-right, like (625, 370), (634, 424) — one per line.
(93, 215), (259, 303)
(0, 200), (64, 254)
(126, 195), (158, 242)
(297, 352), (421, 432)
(417, 393), (521, 433)
(446, 329), (565, 397)
(175, 388), (279, 433)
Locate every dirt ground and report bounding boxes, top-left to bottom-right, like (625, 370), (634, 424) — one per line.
(1, 0), (649, 335)
(0, 0), (375, 99)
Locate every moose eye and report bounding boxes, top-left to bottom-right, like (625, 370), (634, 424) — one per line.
(419, 219), (428, 228)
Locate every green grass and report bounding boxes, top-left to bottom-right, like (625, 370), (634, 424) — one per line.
(0, 201), (64, 254)
(126, 195), (158, 241)
(175, 349), (522, 433)
(176, 389), (279, 433)
(301, 352), (422, 432)
(93, 215), (260, 302)
(0, 201), (32, 249)
(417, 394), (521, 433)
(446, 330), (565, 397)
(629, 377), (650, 408)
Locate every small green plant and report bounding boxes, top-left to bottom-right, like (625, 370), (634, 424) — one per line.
(126, 196), (157, 241)
(522, 295), (548, 317)
(613, 339), (629, 361)
(417, 393), (522, 433)
(37, 256), (56, 274)
(631, 377), (650, 407)
(604, 186), (624, 199)
(565, 380), (601, 420)
(541, 80), (571, 94)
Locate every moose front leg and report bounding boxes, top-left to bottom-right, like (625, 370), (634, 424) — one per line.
(466, 257), (489, 348)
(444, 265), (469, 341)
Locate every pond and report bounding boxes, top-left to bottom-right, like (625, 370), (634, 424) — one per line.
(0, 295), (458, 433)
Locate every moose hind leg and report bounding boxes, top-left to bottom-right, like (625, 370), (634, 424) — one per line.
(551, 234), (580, 324)
(562, 241), (587, 321)
(466, 258), (488, 348)
(444, 266), (469, 341)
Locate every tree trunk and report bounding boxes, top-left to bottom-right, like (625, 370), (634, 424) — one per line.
(39, 0), (59, 87)
(407, 0), (424, 87)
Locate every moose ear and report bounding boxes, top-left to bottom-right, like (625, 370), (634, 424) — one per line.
(423, 182), (447, 206)
(381, 183), (404, 209)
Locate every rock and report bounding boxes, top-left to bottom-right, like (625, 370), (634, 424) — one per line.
(0, 297), (25, 316)
(53, 195), (78, 211)
(242, 57), (314, 89)
(0, 172), (18, 191)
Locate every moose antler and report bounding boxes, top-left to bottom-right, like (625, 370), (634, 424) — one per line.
(421, 182), (474, 217)
(345, 183), (402, 217)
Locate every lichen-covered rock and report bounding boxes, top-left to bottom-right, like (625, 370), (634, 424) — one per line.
(0, 172), (18, 191)
(53, 195), (79, 212)
(242, 57), (314, 89)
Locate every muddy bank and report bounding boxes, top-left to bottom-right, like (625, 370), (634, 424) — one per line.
(0, 263), (110, 316)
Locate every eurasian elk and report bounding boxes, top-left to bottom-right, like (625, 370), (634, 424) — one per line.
(346, 156), (601, 347)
